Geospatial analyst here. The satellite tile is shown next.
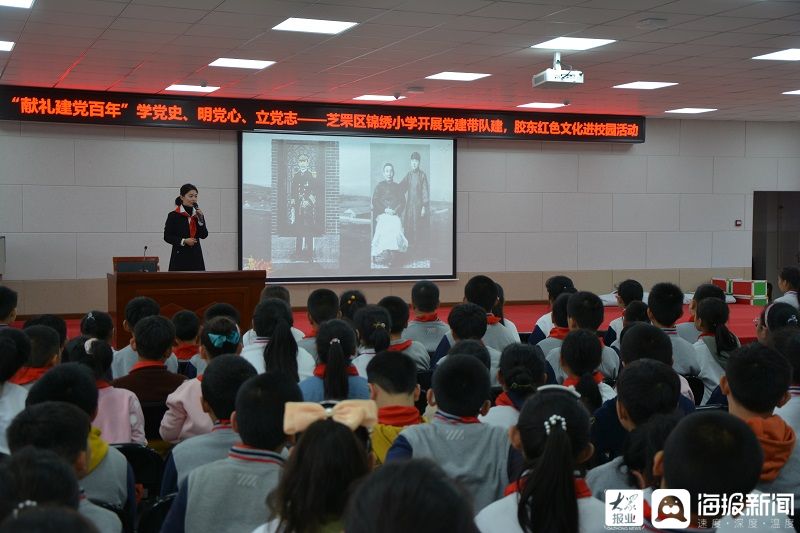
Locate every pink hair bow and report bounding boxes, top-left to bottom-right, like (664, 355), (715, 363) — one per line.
(283, 400), (378, 435)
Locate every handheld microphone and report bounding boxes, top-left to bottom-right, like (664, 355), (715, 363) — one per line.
(193, 202), (204, 222)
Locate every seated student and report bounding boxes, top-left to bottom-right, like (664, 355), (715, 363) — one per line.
(591, 324), (695, 463)
(339, 289), (367, 324)
(163, 373), (304, 533)
(160, 316), (242, 443)
(475, 386), (605, 533)
(0, 286), (18, 329)
(610, 300), (650, 352)
(172, 310), (200, 364)
(241, 299), (314, 381)
(0, 507), (98, 533)
(756, 302), (800, 346)
(259, 404), (375, 533)
(604, 279), (643, 346)
(480, 344), (547, 429)
(366, 351), (423, 465)
(26, 364), (135, 527)
(721, 343), (800, 505)
(647, 282), (700, 376)
(113, 316), (187, 441)
(0, 328), (30, 454)
(546, 292), (620, 383)
(378, 295), (431, 370)
(402, 280), (449, 353)
(299, 289), (340, 359)
(493, 282), (520, 341)
(534, 292), (571, 359)
(23, 314), (68, 362)
(773, 328), (800, 433)
(560, 329), (617, 413)
(775, 266), (800, 310)
(160, 355), (257, 496)
(618, 413), (682, 493)
(345, 459), (480, 533)
(586, 359), (681, 499)
(242, 285), (305, 346)
(387, 355), (512, 511)
(676, 283), (726, 344)
(187, 303), (242, 377)
(64, 310), (115, 359)
(7, 402), (123, 532)
(351, 305), (392, 376)
(434, 275), (518, 361)
(649, 411), (794, 531)
(71, 338), (146, 444)
(0, 447), (82, 522)
(693, 297), (740, 405)
(10, 325), (60, 389)
(300, 319), (370, 402)
(528, 275), (575, 345)
(112, 297), (178, 378)
(436, 303), (501, 385)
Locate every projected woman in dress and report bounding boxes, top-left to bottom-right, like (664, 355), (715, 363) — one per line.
(371, 162), (408, 266)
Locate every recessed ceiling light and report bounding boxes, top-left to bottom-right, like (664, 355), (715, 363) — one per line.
(783, 89), (800, 95)
(517, 102), (566, 109)
(531, 37), (615, 51)
(752, 49), (800, 61)
(272, 17), (357, 35)
(614, 81), (678, 90)
(0, 0), (35, 8)
(665, 108), (717, 114)
(425, 71), (491, 81)
(353, 94), (407, 101)
(165, 84), (220, 93)
(0, 41), (14, 52)
(209, 58), (275, 70)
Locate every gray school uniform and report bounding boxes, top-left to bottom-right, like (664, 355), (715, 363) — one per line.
(80, 495), (123, 533)
(111, 345), (178, 379)
(81, 446), (129, 510)
(171, 426), (239, 486)
(535, 337), (563, 359)
(546, 345), (620, 384)
(189, 353), (206, 376)
(483, 322), (519, 353)
(676, 321), (700, 344)
(391, 338), (431, 370)
(438, 345), (502, 386)
(402, 319), (449, 353)
(662, 328), (701, 376)
(586, 456), (634, 502)
(297, 336), (318, 360)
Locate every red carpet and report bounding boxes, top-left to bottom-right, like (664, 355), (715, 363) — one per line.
(25, 302), (759, 347)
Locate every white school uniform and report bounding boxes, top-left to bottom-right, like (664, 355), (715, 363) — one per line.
(483, 322), (519, 353)
(501, 318), (519, 341)
(546, 346), (620, 384)
(111, 344), (178, 379)
(0, 382), (28, 454)
(240, 337), (315, 381)
(475, 490), (607, 532)
(774, 291), (799, 310)
(676, 321), (700, 344)
(776, 386), (800, 435)
(692, 336), (733, 405)
(662, 328), (701, 376)
(607, 316), (623, 342)
(438, 344), (502, 386)
(533, 312), (552, 340)
(352, 347), (376, 377)
(479, 405), (519, 429)
(241, 327), (304, 346)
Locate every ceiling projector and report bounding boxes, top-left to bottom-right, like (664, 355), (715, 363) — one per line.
(533, 52), (584, 88)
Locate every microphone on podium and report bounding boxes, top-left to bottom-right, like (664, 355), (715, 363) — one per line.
(142, 245), (148, 272)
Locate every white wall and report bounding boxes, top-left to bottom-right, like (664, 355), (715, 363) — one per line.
(2, 118), (800, 298)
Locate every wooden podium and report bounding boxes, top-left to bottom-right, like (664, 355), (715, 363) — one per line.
(107, 270), (267, 347)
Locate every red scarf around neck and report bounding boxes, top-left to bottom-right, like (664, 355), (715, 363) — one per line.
(96, 379), (112, 390)
(563, 371), (604, 388)
(486, 313), (502, 325)
(313, 364), (359, 378)
(130, 360), (166, 372)
(548, 326), (570, 340)
(413, 312), (440, 323)
(494, 392), (516, 408)
(388, 340), (413, 352)
(378, 405), (422, 427)
(9, 366), (49, 385)
(175, 205), (197, 238)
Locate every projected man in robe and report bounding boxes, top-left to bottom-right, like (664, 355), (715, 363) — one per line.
(371, 162), (408, 265)
(401, 151), (430, 256)
(289, 154), (322, 261)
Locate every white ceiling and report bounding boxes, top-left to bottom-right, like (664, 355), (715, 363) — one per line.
(1, 0), (800, 120)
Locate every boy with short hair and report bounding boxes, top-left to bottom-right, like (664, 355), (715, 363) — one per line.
(647, 282), (700, 376)
(366, 351), (423, 465)
(298, 289), (340, 358)
(386, 355), (512, 511)
(377, 295), (430, 370)
(528, 275), (575, 345)
(603, 279), (643, 346)
(112, 297), (179, 378)
(435, 303), (502, 385)
(162, 372), (303, 533)
(10, 325), (60, 389)
(545, 291), (620, 383)
(676, 283), (727, 344)
(26, 363), (135, 527)
(242, 285), (305, 346)
(721, 343), (800, 503)
(172, 310), (200, 364)
(0, 286), (18, 329)
(7, 401), (123, 533)
(23, 314), (68, 353)
(161, 355), (258, 496)
(775, 266), (800, 309)
(402, 280), (449, 353)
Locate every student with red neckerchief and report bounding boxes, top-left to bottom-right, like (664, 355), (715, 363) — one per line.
(299, 319), (369, 402)
(560, 329), (617, 413)
(475, 385), (605, 533)
(692, 298), (740, 405)
(9, 325), (59, 390)
(402, 280), (449, 353)
(378, 295), (430, 370)
(533, 292), (571, 362)
(435, 303), (503, 385)
(480, 344), (547, 429)
(164, 183), (208, 272)
(351, 305), (392, 377)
